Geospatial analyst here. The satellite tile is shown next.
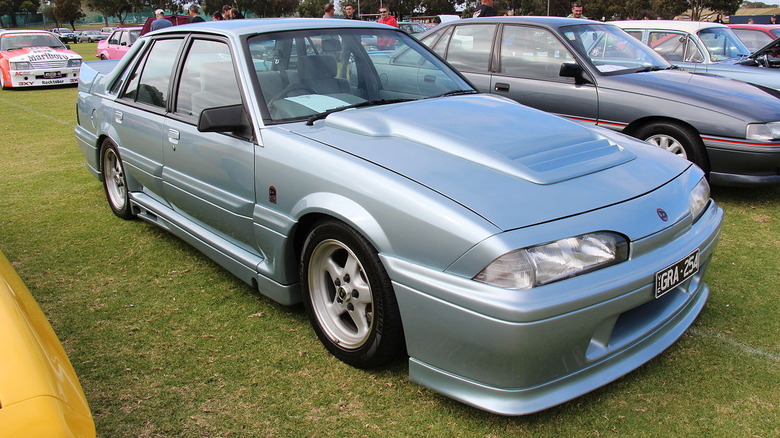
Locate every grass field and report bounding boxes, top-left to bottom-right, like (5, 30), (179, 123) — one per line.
(1, 44), (778, 437)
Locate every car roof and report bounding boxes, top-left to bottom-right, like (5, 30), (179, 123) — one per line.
(148, 17), (393, 37)
(424, 16), (608, 29)
(614, 20), (726, 32)
(728, 24), (780, 30)
(0, 29), (55, 36)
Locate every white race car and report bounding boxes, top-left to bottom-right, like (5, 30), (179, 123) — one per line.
(0, 30), (82, 89)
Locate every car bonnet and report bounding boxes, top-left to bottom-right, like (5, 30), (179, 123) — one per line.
(288, 94), (689, 231)
(602, 69), (780, 120)
(1, 46), (80, 62)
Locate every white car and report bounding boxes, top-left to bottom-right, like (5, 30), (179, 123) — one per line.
(615, 20), (780, 90)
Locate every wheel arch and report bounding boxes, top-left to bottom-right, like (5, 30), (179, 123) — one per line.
(622, 115), (699, 139)
(288, 193), (393, 265)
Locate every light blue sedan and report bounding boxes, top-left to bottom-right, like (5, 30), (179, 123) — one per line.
(75, 18), (723, 415)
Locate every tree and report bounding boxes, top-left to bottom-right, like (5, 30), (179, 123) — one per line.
(689, 0), (740, 20)
(55, 0), (86, 29)
(86, 0), (133, 24)
(298, 0), (322, 17)
(42, 3), (59, 26)
(0, 0), (40, 27)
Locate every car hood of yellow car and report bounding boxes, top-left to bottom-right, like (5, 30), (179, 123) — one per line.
(0, 251), (95, 437)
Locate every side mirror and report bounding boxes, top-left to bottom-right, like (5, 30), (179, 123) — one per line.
(559, 62), (591, 85)
(198, 104), (251, 136)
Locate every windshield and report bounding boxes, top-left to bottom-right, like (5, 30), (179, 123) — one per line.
(561, 23), (671, 74)
(248, 28), (471, 121)
(0, 33), (66, 50)
(697, 27), (749, 61)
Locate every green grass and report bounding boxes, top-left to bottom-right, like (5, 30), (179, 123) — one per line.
(1, 78), (779, 437)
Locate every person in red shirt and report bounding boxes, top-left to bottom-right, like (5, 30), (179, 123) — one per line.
(378, 8), (398, 27)
(377, 7), (398, 50)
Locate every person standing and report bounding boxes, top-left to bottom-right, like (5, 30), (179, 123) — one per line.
(151, 9), (173, 31)
(567, 2), (588, 19)
(378, 7), (398, 27)
(188, 4), (205, 23)
(343, 4), (359, 19)
(472, 0), (496, 18)
(323, 3), (335, 18)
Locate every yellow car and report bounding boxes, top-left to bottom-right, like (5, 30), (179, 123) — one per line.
(0, 250), (95, 437)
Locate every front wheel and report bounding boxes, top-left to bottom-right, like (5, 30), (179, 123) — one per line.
(300, 220), (405, 369)
(633, 122), (709, 173)
(100, 140), (135, 219)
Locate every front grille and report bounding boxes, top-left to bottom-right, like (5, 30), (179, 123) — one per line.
(31, 60), (68, 69)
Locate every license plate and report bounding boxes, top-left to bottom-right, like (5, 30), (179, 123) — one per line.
(655, 250), (699, 298)
(44, 71), (62, 79)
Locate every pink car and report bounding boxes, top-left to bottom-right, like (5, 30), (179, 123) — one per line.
(96, 27), (141, 60)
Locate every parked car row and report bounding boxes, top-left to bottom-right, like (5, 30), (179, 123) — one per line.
(420, 17), (780, 186)
(75, 18), (724, 416)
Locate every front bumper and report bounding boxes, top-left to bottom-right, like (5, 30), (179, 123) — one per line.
(5, 68), (80, 88)
(384, 190), (723, 415)
(702, 137), (780, 185)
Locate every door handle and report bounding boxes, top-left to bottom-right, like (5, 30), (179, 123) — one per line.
(114, 111), (123, 123)
(168, 129), (180, 150)
(494, 83), (510, 92)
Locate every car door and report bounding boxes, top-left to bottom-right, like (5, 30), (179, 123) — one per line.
(111, 37), (184, 201)
(164, 37), (256, 251)
(490, 24), (598, 122)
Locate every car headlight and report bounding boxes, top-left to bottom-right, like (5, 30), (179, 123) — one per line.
(746, 122), (780, 141)
(68, 59), (82, 68)
(689, 177), (710, 223)
(10, 61), (32, 70)
(474, 232), (629, 290)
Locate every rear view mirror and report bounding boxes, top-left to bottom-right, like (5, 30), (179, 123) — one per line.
(560, 62), (591, 84)
(198, 104), (251, 137)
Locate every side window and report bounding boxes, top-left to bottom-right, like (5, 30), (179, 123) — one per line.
(120, 38), (183, 108)
(176, 39), (241, 119)
(626, 30), (642, 41)
(108, 31), (120, 45)
(648, 31), (702, 63)
(444, 24), (496, 72)
(499, 25), (574, 80)
(424, 27), (453, 58)
(119, 31), (130, 46)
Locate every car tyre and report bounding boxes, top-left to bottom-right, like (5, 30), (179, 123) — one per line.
(100, 140), (135, 219)
(301, 219), (405, 369)
(633, 121), (709, 173)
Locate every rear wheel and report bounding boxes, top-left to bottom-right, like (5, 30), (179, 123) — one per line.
(100, 140), (135, 219)
(300, 220), (405, 369)
(633, 121), (709, 173)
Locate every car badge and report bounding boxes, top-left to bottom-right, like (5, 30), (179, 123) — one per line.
(657, 208), (668, 222)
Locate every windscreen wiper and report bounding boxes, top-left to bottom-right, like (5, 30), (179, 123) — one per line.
(428, 89), (479, 99)
(306, 98), (414, 125)
(635, 66), (664, 72)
